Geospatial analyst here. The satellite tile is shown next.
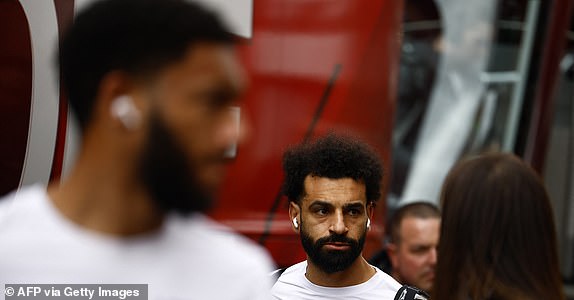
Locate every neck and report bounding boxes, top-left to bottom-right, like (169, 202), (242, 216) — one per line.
(391, 270), (403, 284)
(305, 255), (376, 287)
(48, 136), (164, 236)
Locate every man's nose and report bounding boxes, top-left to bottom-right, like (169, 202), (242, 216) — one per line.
(329, 211), (348, 235)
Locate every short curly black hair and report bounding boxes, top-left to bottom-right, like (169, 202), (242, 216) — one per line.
(59, 0), (234, 131)
(282, 133), (383, 204)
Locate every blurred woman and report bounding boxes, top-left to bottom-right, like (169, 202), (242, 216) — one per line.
(433, 153), (564, 300)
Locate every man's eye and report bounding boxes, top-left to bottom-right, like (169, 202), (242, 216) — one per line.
(348, 209), (361, 216)
(196, 90), (233, 109)
(315, 208), (329, 216)
(411, 247), (429, 254)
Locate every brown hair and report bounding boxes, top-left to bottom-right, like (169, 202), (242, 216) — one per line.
(388, 201), (441, 244)
(433, 153), (564, 300)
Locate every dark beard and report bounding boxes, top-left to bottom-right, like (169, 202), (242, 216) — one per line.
(300, 219), (366, 274)
(139, 113), (213, 215)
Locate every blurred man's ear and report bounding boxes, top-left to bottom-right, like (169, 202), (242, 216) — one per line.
(97, 71), (146, 133)
(387, 243), (399, 268)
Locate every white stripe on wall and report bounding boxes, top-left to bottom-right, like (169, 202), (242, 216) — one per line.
(18, 0), (60, 187)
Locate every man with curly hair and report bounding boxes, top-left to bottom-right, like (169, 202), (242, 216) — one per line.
(272, 133), (401, 299)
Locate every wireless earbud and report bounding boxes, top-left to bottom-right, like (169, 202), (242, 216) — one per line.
(292, 218), (299, 229)
(366, 218), (371, 230)
(110, 95), (141, 130)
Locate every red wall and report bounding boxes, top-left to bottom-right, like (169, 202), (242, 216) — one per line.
(0, 1), (32, 196)
(211, 0), (403, 267)
(0, 0), (403, 267)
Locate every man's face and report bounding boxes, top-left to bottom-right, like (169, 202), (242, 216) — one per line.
(138, 42), (246, 214)
(389, 217), (440, 292)
(292, 176), (371, 273)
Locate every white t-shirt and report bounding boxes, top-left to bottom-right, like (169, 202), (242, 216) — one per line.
(271, 261), (401, 300)
(0, 185), (276, 300)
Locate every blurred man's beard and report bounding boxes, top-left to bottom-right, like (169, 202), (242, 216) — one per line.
(139, 113), (213, 215)
(300, 218), (366, 274)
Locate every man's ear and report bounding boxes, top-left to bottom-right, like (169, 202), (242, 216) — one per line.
(387, 242), (399, 268)
(97, 71), (143, 131)
(367, 202), (375, 221)
(289, 201), (301, 232)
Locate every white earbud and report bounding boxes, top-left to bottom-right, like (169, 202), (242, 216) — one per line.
(110, 95), (141, 130)
(366, 218), (371, 230)
(293, 218), (299, 229)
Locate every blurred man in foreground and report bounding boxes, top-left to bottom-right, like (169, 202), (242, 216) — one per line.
(0, 0), (274, 298)
(272, 133), (401, 299)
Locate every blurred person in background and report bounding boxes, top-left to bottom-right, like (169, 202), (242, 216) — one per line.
(433, 153), (565, 300)
(271, 133), (401, 299)
(0, 0), (275, 298)
(385, 202), (440, 293)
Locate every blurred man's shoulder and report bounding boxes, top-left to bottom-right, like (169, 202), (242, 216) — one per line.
(166, 214), (276, 298)
(0, 184), (49, 225)
(169, 213), (275, 270)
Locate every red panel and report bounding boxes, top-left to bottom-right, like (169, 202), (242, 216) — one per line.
(50, 0), (75, 182)
(210, 0), (403, 267)
(525, 0), (574, 172)
(0, 0), (403, 267)
(0, 1), (32, 196)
